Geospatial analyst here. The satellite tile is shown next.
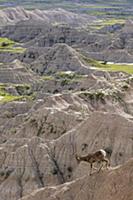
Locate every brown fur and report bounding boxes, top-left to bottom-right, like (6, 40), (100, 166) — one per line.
(75, 149), (110, 175)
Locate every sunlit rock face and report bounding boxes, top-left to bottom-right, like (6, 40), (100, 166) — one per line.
(0, 3), (133, 200)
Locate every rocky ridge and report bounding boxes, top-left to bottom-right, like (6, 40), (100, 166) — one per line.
(0, 7), (94, 27)
(20, 158), (133, 200)
(1, 8), (133, 63)
(30, 43), (91, 75)
(0, 71), (133, 199)
(0, 5), (133, 200)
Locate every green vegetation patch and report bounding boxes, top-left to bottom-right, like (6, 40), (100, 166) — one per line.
(15, 84), (32, 95)
(89, 18), (125, 30)
(79, 89), (107, 101)
(0, 83), (34, 103)
(0, 37), (26, 53)
(102, 63), (133, 74)
(0, 85), (23, 103)
(82, 56), (104, 68)
(0, 37), (15, 47)
(55, 71), (86, 86)
(78, 87), (126, 105)
(101, 19), (125, 26)
(82, 56), (133, 74)
(41, 72), (85, 86)
(41, 75), (55, 81)
(0, 95), (23, 103)
(0, 47), (26, 53)
(55, 71), (84, 80)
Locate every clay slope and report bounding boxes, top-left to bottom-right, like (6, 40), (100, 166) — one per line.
(83, 20), (133, 63)
(30, 44), (91, 75)
(20, 158), (133, 200)
(0, 7), (93, 27)
(0, 59), (38, 83)
(0, 111), (133, 200)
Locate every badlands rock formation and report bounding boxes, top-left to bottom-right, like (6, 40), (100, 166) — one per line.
(0, 7), (93, 27)
(30, 44), (91, 75)
(0, 5), (133, 200)
(1, 8), (133, 63)
(20, 158), (133, 200)
(0, 73), (133, 200)
(0, 60), (38, 84)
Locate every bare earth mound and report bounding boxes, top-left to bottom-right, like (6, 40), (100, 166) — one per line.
(0, 7), (94, 27)
(30, 43), (91, 75)
(20, 158), (133, 200)
(0, 59), (38, 83)
(0, 5), (133, 200)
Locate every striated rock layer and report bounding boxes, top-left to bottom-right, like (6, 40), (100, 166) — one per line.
(20, 158), (133, 200)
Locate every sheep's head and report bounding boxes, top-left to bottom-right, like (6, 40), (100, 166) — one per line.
(104, 147), (112, 158)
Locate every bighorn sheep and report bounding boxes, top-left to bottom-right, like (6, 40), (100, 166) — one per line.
(75, 149), (111, 175)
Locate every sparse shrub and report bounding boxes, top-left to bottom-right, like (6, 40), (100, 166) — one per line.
(80, 90), (105, 101)
(61, 79), (69, 86)
(121, 83), (129, 90)
(1, 42), (9, 47)
(3, 111), (14, 118)
(56, 71), (75, 79)
(53, 89), (59, 94)
(15, 84), (31, 95)
(29, 118), (38, 127)
(0, 171), (5, 177)
(81, 143), (88, 151)
(52, 168), (58, 175)
(67, 166), (73, 173)
(68, 174), (71, 178)
(0, 168), (14, 179)
(68, 87), (73, 90)
(10, 128), (17, 134)
(0, 37), (25, 53)
(42, 76), (54, 81)
(119, 152), (123, 157)
(56, 71), (84, 80)
(80, 88), (86, 91)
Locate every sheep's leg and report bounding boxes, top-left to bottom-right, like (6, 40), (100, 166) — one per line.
(103, 158), (110, 169)
(92, 161), (98, 170)
(97, 161), (104, 173)
(97, 159), (110, 173)
(90, 162), (98, 175)
(93, 165), (98, 170)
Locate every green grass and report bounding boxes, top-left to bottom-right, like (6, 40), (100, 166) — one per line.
(0, 47), (26, 53)
(55, 71), (84, 80)
(85, 10), (107, 16)
(101, 19), (125, 26)
(0, 86), (23, 103)
(81, 5), (114, 9)
(0, 37), (26, 53)
(82, 56), (104, 68)
(14, 84), (32, 95)
(0, 83), (34, 103)
(79, 89), (107, 101)
(0, 95), (23, 103)
(0, 84), (19, 103)
(0, 37), (15, 46)
(42, 72), (85, 82)
(0, 93), (35, 103)
(41, 75), (55, 81)
(102, 63), (133, 74)
(89, 18), (125, 30)
(78, 88), (122, 103)
(82, 56), (133, 74)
